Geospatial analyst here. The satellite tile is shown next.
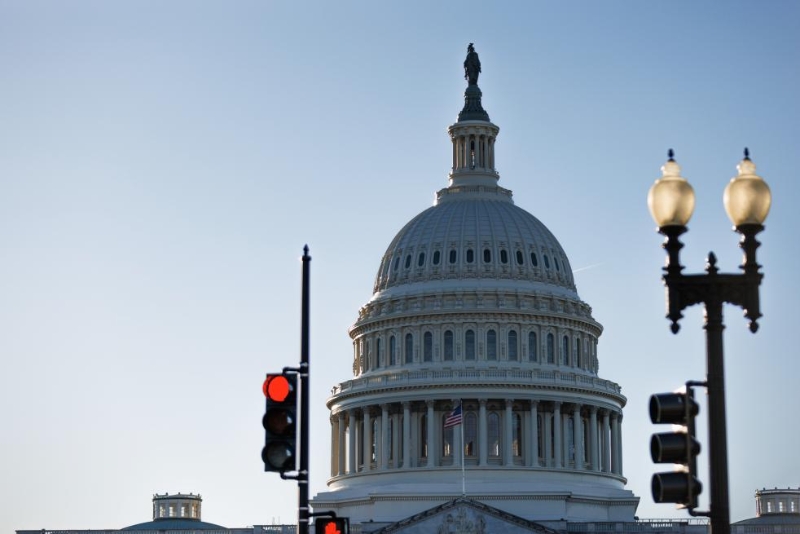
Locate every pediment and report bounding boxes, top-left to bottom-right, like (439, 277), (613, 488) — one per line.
(372, 498), (560, 534)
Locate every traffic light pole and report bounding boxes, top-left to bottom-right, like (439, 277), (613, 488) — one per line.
(658, 224), (765, 534)
(299, 245), (311, 534)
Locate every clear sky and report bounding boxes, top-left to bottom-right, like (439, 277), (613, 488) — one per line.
(2, 1), (799, 532)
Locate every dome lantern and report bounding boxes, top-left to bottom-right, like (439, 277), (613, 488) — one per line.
(446, 44), (502, 192)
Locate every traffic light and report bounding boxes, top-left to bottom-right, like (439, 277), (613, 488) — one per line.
(649, 385), (702, 509)
(262, 372), (297, 472)
(315, 517), (349, 534)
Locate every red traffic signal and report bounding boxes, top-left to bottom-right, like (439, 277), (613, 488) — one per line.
(262, 372), (297, 472)
(315, 518), (349, 534)
(263, 374), (292, 402)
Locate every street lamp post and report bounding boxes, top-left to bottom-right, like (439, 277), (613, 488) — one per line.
(647, 149), (771, 534)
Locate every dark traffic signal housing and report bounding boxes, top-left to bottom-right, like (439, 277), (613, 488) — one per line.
(649, 384), (702, 509)
(262, 372), (297, 473)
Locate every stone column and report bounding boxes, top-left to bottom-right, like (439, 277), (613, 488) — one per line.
(562, 411), (569, 465)
(426, 400), (437, 468)
(504, 400), (514, 466)
(530, 401), (539, 467)
(363, 408), (372, 472)
(337, 412), (346, 476)
(615, 413), (623, 475)
(610, 411), (619, 475)
(380, 404), (390, 470)
(602, 410), (611, 473)
(543, 407), (552, 467)
(553, 402), (562, 468)
(331, 416), (338, 477)
(572, 405), (583, 469)
(402, 402), (411, 469)
(452, 135), (457, 171)
(347, 409), (356, 474)
(589, 406), (599, 472)
(391, 413), (400, 469)
(524, 403), (533, 467)
(478, 399), (488, 466)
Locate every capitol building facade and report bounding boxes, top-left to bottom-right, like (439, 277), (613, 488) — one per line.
(309, 45), (637, 532)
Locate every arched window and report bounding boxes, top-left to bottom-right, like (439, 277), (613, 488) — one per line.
(449, 249), (457, 264)
(513, 413), (522, 457)
(419, 414), (428, 459)
(486, 329), (497, 360)
(405, 333), (413, 364)
(393, 257), (400, 271)
(405, 254), (412, 269)
(376, 338), (382, 368)
(562, 335), (570, 366)
(389, 335), (396, 365)
(466, 249), (474, 263)
(433, 250), (441, 265)
(500, 249), (508, 264)
(585, 339), (590, 369)
(516, 250), (524, 265)
(464, 411), (477, 457)
(483, 248), (492, 263)
(546, 333), (555, 364)
(442, 414), (453, 457)
(574, 337), (581, 368)
(554, 257), (560, 271)
(528, 331), (538, 362)
(444, 330), (454, 361)
(508, 330), (518, 361)
(531, 252), (539, 266)
(465, 329), (475, 360)
(544, 255), (551, 268)
(488, 412), (501, 457)
(423, 332), (433, 362)
(417, 252), (425, 267)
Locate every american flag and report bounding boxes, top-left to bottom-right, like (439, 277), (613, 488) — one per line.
(444, 403), (463, 428)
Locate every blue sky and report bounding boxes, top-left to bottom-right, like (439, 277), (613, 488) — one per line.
(2, 1), (799, 531)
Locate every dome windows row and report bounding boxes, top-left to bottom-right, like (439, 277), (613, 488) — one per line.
(377, 243), (574, 291)
(392, 247), (561, 270)
(353, 327), (598, 374)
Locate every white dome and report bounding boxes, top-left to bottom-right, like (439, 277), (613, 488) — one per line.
(373, 187), (577, 300)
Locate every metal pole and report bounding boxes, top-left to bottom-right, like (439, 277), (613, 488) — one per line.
(704, 297), (730, 534)
(299, 245), (311, 534)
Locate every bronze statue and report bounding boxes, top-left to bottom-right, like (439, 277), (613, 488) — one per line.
(464, 43), (481, 85)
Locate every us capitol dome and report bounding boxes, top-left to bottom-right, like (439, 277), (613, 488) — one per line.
(311, 45), (639, 532)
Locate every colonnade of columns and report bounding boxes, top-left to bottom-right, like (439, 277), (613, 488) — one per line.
(329, 399), (623, 479)
(451, 133), (495, 172)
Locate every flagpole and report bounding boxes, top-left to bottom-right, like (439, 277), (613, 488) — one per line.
(460, 401), (465, 497)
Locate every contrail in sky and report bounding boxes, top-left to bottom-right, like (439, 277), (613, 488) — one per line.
(572, 262), (604, 274)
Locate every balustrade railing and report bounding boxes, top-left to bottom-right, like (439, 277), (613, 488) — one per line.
(332, 367), (621, 396)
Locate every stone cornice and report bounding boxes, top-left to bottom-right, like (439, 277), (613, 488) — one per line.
(326, 370), (625, 409)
